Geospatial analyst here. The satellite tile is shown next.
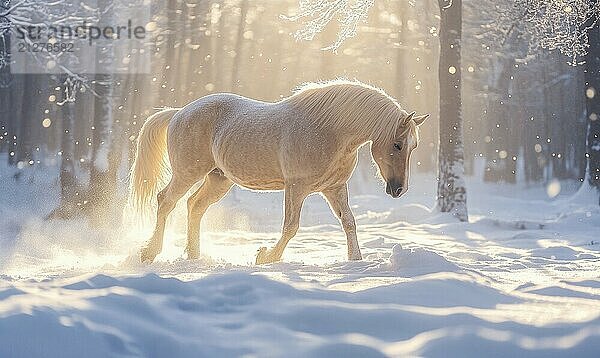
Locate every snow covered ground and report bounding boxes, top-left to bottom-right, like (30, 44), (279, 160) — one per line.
(1, 161), (600, 357)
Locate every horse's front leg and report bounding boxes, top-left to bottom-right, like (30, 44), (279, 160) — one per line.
(322, 184), (362, 261)
(256, 184), (308, 264)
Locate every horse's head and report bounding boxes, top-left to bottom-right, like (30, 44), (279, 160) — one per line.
(371, 111), (429, 198)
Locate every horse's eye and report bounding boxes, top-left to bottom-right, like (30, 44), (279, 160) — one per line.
(393, 142), (403, 151)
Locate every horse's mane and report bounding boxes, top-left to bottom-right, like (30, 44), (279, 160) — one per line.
(283, 79), (410, 141)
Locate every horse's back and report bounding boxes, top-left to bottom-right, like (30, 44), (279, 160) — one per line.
(166, 94), (248, 177)
(208, 95), (290, 190)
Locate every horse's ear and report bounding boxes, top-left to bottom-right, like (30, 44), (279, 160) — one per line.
(413, 114), (429, 126)
(403, 111), (416, 124)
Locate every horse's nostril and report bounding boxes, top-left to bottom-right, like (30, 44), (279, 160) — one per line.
(395, 186), (403, 196)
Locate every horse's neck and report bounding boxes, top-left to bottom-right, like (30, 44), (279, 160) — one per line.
(335, 124), (374, 151)
(333, 116), (379, 148)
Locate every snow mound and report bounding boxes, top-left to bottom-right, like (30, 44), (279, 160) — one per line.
(355, 204), (432, 225)
(384, 244), (460, 276)
(529, 246), (592, 261)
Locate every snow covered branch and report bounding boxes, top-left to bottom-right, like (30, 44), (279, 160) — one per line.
(493, 0), (600, 65)
(282, 0), (375, 52)
(0, 0), (98, 74)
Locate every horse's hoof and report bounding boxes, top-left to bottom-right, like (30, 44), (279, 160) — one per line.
(255, 247), (268, 265)
(256, 247), (278, 265)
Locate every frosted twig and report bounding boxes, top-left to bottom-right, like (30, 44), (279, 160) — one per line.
(282, 0), (375, 52)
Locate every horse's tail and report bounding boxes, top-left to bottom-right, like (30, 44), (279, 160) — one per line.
(129, 108), (180, 214)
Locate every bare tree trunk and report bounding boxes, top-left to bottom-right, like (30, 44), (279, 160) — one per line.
(230, 0), (248, 91)
(395, 0), (408, 104)
(484, 57), (516, 183)
(87, 73), (115, 209)
(0, 73), (10, 156)
(14, 74), (37, 175)
(0, 30), (10, 155)
(48, 76), (79, 219)
(214, 1), (228, 92)
(87, 0), (118, 218)
(6, 74), (23, 166)
(436, 0), (468, 221)
(522, 72), (544, 183)
(574, 69), (588, 181)
(584, 17), (600, 204)
(59, 100), (77, 200)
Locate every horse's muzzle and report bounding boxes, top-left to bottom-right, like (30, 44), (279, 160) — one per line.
(386, 181), (404, 198)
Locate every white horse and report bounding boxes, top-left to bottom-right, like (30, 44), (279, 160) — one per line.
(129, 80), (428, 264)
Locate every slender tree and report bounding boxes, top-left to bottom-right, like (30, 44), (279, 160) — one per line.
(584, 11), (600, 202)
(87, 0), (117, 217)
(394, 0), (408, 104)
(0, 24), (10, 155)
(48, 76), (79, 219)
(436, 0), (468, 221)
(231, 0), (249, 91)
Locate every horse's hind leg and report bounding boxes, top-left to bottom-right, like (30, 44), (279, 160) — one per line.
(322, 184), (362, 261)
(141, 176), (195, 263)
(186, 169), (233, 259)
